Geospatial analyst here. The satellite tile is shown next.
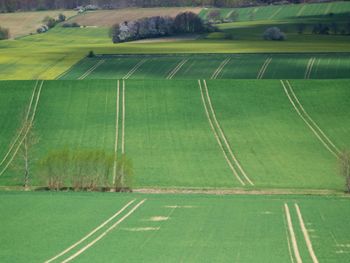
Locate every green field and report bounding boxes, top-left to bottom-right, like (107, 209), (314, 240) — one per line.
(1, 191), (350, 263)
(200, 1), (350, 22)
(60, 53), (350, 80)
(0, 79), (348, 190)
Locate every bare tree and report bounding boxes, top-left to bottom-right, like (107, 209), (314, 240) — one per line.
(340, 151), (350, 193)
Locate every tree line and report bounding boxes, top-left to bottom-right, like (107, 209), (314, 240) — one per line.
(111, 11), (213, 43)
(0, 0), (305, 12)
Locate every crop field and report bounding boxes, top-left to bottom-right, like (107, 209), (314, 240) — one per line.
(0, 79), (348, 190)
(200, 1), (350, 22)
(0, 10), (77, 39)
(60, 53), (350, 80)
(1, 191), (350, 263)
(68, 7), (201, 27)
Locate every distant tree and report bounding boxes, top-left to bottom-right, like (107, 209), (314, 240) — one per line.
(58, 13), (66, 22)
(43, 16), (57, 28)
(297, 23), (306, 34)
(340, 151), (350, 193)
(0, 26), (10, 40)
(174, 12), (206, 34)
(312, 23), (329, 35)
(263, 27), (286, 41)
(88, 50), (95, 57)
(346, 22), (350, 35)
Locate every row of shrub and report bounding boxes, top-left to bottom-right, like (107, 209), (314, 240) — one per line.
(111, 12), (215, 43)
(297, 22), (350, 35)
(37, 149), (132, 192)
(37, 13), (66, 34)
(0, 26), (10, 40)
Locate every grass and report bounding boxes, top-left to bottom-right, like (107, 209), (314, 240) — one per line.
(61, 53), (350, 80)
(0, 79), (348, 190)
(1, 191), (350, 262)
(0, 10), (77, 39)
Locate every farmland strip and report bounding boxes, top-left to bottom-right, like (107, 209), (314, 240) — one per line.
(166, 58), (188, 79)
(78, 59), (105, 80)
(0, 81), (38, 167)
(294, 204), (319, 263)
(284, 204), (303, 263)
(0, 81), (44, 177)
(45, 199), (136, 263)
(281, 80), (339, 158)
(286, 80), (340, 155)
(211, 58), (230, 79)
(113, 80), (120, 185)
(61, 199), (146, 263)
(204, 80), (254, 186)
(198, 80), (245, 186)
(123, 59), (147, 80)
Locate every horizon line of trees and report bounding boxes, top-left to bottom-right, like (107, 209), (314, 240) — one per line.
(0, 0), (316, 13)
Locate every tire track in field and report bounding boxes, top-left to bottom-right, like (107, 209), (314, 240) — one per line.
(123, 59), (148, 80)
(257, 57), (272, 79)
(45, 199), (139, 263)
(211, 58), (231, 79)
(304, 58), (316, 79)
(281, 80), (339, 158)
(198, 80), (245, 186)
(297, 5), (307, 17)
(112, 80), (126, 185)
(295, 204), (319, 263)
(113, 80), (120, 185)
(324, 2), (333, 15)
(61, 199), (146, 263)
(269, 7), (283, 20)
(199, 80), (253, 186)
(284, 203), (302, 263)
(78, 59), (105, 80)
(0, 81), (38, 167)
(0, 81), (44, 177)
(166, 58), (188, 79)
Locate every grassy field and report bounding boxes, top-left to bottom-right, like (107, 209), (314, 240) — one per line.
(60, 53), (350, 80)
(1, 191), (350, 262)
(0, 10), (77, 38)
(68, 7), (201, 27)
(0, 79), (348, 190)
(200, 1), (350, 22)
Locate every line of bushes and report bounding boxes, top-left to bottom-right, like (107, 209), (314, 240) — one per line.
(38, 149), (132, 192)
(111, 12), (215, 43)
